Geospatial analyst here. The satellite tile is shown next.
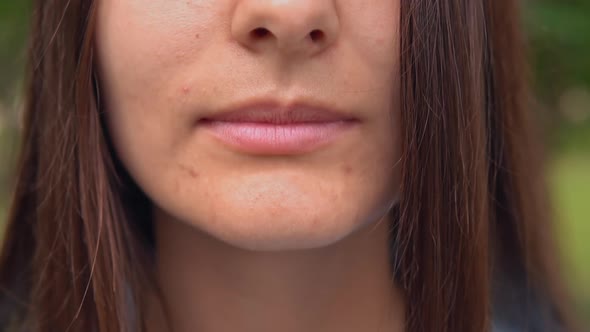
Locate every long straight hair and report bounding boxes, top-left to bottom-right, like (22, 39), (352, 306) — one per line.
(0, 0), (575, 331)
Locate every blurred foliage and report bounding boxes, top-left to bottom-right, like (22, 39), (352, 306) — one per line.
(525, 0), (590, 155)
(524, 5), (590, 324)
(527, 1), (590, 90)
(550, 156), (590, 319)
(0, 0), (588, 327)
(0, 2), (29, 101)
(0, 2), (30, 223)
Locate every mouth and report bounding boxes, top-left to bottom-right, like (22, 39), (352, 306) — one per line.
(197, 100), (361, 155)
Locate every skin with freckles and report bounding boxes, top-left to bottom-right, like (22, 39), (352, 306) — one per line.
(96, 0), (404, 331)
(96, 0), (401, 251)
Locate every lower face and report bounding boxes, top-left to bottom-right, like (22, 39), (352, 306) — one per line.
(95, 0), (402, 251)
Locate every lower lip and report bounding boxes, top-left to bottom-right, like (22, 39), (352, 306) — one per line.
(199, 120), (358, 155)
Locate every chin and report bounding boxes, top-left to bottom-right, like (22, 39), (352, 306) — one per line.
(176, 195), (395, 253)
(202, 207), (359, 252)
(190, 176), (389, 252)
(150, 166), (399, 252)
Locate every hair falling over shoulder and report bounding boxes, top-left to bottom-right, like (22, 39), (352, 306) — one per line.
(0, 0), (579, 331)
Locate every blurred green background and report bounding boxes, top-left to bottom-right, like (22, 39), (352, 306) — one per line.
(0, 0), (588, 327)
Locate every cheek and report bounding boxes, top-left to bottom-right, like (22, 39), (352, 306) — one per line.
(95, 0), (222, 104)
(95, 0), (225, 162)
(341, 0), (400, 68)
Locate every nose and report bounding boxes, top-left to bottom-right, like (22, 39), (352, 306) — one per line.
(231, 0), (340, 57)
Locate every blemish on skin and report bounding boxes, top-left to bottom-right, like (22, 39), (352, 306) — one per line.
(195, 33), (200, 39)
(179, 164), (200, 179)
(181, 86), (190, 95)
(174, 50), (187, 62)
(342, 165), (353, 175)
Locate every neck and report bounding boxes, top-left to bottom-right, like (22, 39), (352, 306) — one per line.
(150, 213), (405, 332)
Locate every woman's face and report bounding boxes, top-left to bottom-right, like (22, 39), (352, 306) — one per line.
(96, 0), (401, 251)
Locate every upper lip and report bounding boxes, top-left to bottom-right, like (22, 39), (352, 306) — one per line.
(199, 100), (360, 124)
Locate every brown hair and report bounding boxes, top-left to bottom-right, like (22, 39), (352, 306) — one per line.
(0, 0), (576, 331)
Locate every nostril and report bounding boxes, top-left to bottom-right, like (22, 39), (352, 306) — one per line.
(251, 27), (271, 39)
(248, 27), (325, 44)
(309, 29), (325, 42)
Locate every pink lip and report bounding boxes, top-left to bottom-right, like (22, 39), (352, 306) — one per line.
(198, 102), (360, 155)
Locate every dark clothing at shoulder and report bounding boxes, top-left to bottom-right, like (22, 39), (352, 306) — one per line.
(491, 264), (566, 332)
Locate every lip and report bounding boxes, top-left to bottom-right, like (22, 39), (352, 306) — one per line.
(197, 101), (360, 155)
